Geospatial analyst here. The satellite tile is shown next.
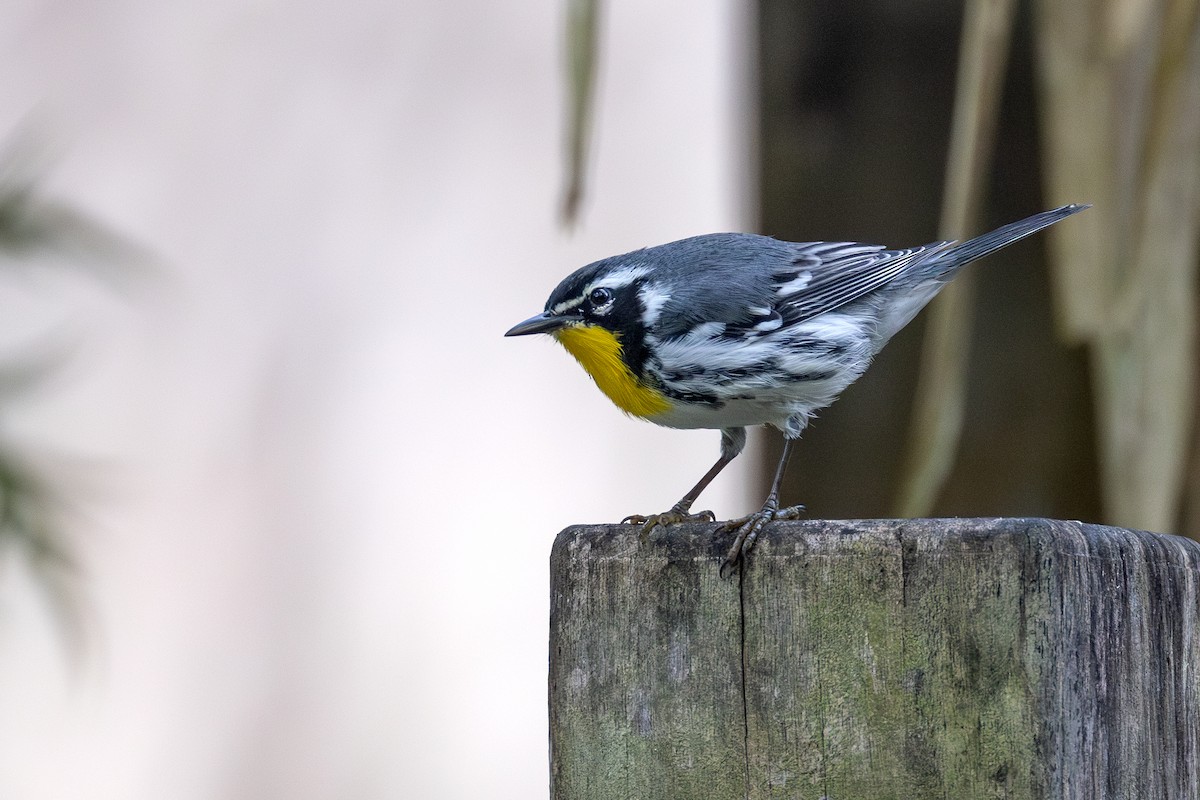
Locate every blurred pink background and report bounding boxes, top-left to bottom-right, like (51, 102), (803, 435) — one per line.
(0, 2), (753, 797)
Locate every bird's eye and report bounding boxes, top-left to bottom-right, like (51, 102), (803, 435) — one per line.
(589, 287), (613, 307)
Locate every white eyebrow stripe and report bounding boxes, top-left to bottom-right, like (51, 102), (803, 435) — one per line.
(597, 265), (650, 288)
(551, 296), (585, 315)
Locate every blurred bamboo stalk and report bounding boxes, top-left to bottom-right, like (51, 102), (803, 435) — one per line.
(893, 0), (1017, 517)
(560, 0), (602, 226)
(1034, 0), (1200, 535)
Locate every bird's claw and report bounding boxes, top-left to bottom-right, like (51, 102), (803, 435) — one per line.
(718, 503), (806, 578)
(623, 505), (716, 535)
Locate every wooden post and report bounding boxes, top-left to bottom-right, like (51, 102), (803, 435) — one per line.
(549, 519), (1200, 799)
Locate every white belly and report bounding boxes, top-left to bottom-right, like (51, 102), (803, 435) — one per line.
(648, 396), (801, 431)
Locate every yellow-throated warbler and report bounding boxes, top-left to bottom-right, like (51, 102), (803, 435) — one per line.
(507, 204), (1088, 574)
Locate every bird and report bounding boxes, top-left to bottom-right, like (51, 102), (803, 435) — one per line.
(506, 204), (1088, 575)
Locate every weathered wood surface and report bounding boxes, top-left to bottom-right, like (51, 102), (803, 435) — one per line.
(549, 519), (1200, 800)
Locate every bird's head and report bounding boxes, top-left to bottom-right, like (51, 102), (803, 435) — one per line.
(505, 256), (668, 418)
(504, 258), (653, 340)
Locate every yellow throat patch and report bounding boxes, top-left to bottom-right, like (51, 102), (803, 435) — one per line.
(553, 325), (670, 419)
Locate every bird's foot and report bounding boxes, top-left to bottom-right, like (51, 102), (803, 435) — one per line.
(623, 503), (716, 535)
(719, 501), (806, 578)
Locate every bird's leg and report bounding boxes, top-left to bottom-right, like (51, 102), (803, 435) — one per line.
(623, 455), (727, 529)
(624, 428), (746, 533)
(719, 437), (805, 577)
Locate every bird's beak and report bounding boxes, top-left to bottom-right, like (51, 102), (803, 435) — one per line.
(504, 311), (580, 337)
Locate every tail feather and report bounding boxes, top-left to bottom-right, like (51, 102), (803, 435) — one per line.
(871, 203), (1089, 343)
(938, 203), (1090, 269)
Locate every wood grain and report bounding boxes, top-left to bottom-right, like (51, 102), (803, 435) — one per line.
(549, 519), (1200, 799)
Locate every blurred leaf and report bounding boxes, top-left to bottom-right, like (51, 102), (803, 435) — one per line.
(0, 342), (66, 402)
(894, 0), (1017, 517)
(0, 127), (155, 290)
(0, 449), (83, 655)
(0, 126), (149, 650)
(560, 0), (602, 227)
(0, 452), (69, 565)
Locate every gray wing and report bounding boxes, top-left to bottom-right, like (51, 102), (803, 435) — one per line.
(648, 206), (1087, 338)
(640, 233), (948, 338)
(741, 240), (952, 331)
